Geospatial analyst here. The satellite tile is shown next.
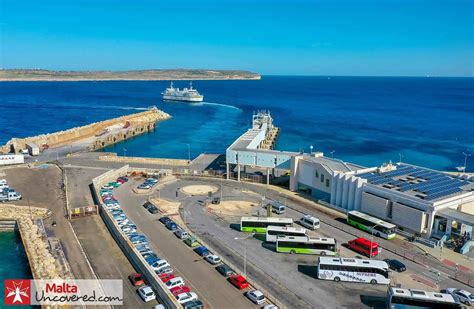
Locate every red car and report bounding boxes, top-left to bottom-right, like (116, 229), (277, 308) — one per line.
(228, 274), (249, 290)
(170, 285), (191, 296)
(160, 273), (175, 283)
(128, 273), (144, 286)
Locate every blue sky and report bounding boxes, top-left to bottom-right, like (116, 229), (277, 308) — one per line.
(1, 0), (473, 76)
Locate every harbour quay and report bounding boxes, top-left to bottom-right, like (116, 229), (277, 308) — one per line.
(0, 106), (170, 156)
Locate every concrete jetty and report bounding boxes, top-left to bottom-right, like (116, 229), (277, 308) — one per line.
(0, 106), (171, 155)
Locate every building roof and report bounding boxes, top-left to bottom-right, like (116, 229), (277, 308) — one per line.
(357, 163), (473, 202)
(302, 155), (365, 173)
(438, 208), (474, 225)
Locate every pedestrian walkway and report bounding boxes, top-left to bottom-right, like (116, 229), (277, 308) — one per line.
(414, 241), (474, 275)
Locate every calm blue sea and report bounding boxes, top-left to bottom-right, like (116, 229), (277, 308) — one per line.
(0, 76), (473, 171)
(0, 231), (32, 308)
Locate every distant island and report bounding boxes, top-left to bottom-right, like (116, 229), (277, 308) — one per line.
(0, 69), (261, 81)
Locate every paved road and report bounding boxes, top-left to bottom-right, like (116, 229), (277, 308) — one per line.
(186, 177), (473, 289)
(65, 166), (155, 308)
(3, 166), (97, 280)
(158, 178), (472, 308)
(113, 179), (258, 309)
(160, 179), (387, 308)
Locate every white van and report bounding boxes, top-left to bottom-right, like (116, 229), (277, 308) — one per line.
(0, 179), (7, 185)
(299, 215), (320, 230)
(265, 202), (286, 215)
(165, 277), (184, 290)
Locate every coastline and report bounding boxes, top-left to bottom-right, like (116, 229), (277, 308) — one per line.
(0, 76), (261, 82)
(0, 69), (261, 82)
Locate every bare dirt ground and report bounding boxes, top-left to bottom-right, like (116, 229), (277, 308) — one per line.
(150, 197), (185, 226)
(207, 200), (259, 217)
(180, 184), (218, 195)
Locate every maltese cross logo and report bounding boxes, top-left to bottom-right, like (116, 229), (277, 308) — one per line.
(4, 280), (31, 305)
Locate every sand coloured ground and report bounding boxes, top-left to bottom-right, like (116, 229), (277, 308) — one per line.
(181, 185), (219, 195)
(207, 200), (258, 216)
(150, 198), (186, 226)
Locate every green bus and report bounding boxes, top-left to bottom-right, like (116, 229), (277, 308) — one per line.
(276, 236), (337, 255)
(240, 217), (293, 233)
(347, 210), (396, 240)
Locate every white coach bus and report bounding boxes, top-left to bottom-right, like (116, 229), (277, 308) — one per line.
(317, 257), (390, 285)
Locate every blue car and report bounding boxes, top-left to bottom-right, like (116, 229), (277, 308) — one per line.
(166, 221), (178, 231)
(145, 256), (161, 265)
(194, 246), (210, 257)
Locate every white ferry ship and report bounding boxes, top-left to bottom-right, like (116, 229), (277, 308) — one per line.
(161, 82), (204, 102)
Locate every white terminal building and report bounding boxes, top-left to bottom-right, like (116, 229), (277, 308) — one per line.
(226, 112), (474, 244)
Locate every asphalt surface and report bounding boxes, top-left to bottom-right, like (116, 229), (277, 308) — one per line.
(157, 178), (472, 309)
(113, 179), (258, 309)
(64, 166), (156, 308)
(2, 165), (97, 280)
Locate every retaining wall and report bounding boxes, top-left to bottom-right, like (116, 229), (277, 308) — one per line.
(92, 166), (180, 309)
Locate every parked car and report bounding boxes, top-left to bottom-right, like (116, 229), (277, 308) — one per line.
(151, 260), (170, 271)
(102, 185), (114, 190)
(229, 274), (249, 290)
(148, 207), (160, 214)
(175, 229), (188, 239)
(159, 216), (172, 224)
(383, 259), (406, 272)
(166, 220), (178, 231)
(170, 285), (191, 297)
(138, 184), (151, 190)
(142, 252), (158, 260)
(204, 254), (221, 265)
(182, 300), (204, 309)
(128, 273), (145, 286)
(108, 182), (120, 188)
(194, 246), (210, 257)
(155, 266), (173, 276)
(137, 285), (156, 302)
(215, 264), (234, 277)
(165, 277), (185, 290)
(176, 292), (198, 304)
(184, 236), (200, 248)
(262, 305), (279, 309)
(160, 273), (175, 283)
(246, 290), (266, 305)
(441, 288), (473, 306)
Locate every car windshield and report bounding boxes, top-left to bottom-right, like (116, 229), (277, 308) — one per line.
(257, 295), (264, 300)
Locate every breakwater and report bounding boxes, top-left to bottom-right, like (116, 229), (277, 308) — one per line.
(0, 107), (171, 154)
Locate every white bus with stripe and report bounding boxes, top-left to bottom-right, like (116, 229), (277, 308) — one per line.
(317, 257), (390, 285)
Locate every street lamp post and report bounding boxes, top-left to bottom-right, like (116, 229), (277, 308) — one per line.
(234, 233), (255, 277)
(187, 144), (191, 163)
(330, 150), (335, 159)
(370, 223), (380, 259)
(123, 148), (127, 157)
(462, 152), (471, 172)
(398, 153), (403, 164)
(310, 145), (313, 154)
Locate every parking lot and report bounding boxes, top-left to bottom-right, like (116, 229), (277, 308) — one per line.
(64, 166), (156, 308)
(112, 178), (259, 309)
